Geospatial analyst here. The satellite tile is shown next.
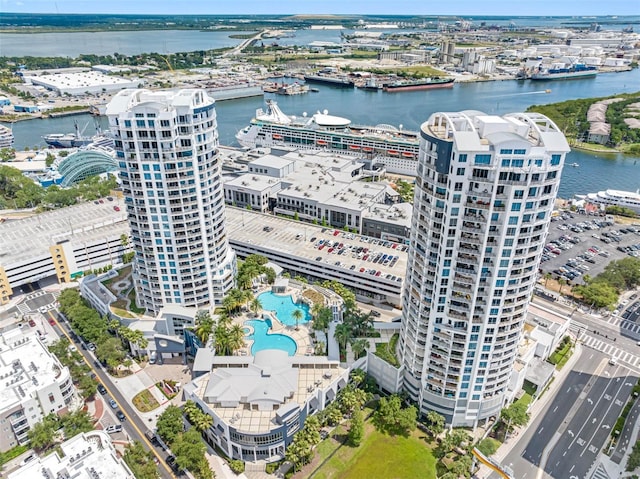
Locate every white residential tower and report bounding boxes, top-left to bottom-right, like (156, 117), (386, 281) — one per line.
(107, 89), (236, 312)
(399, 111), (569, 426)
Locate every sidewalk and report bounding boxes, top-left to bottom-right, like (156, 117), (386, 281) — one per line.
(86, 396), (105, 424)
(476, 342), (584, 478)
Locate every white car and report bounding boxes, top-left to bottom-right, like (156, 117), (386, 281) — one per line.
(105, 424), (122, 434)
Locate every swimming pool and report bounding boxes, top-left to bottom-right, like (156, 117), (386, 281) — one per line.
(257, 291), (312, 327)
(244, 319), (297, 356)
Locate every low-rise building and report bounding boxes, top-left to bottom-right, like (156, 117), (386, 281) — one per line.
(224, 149), (399, 233)
(0, 328), (78, 452)
(184, 349), (349, 463)
(22, 71), (140, 96)
(8, 430), (135, 479)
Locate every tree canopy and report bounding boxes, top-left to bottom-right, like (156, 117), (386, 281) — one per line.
(372, 395), (417, 437)
(0, 164), (117, 210)
(124, 441), (160, 479)
(172, 429), (213, 479)
(155, 405), (184, 445)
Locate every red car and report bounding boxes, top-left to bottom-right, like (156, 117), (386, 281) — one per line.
(48, 317), (56, 326)
(28, 319), (36, 327)
(113, 206), (120, 212)
(333, 230), (340, 236)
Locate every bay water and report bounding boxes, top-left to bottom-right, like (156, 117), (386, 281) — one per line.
(3, 68), (640, 199)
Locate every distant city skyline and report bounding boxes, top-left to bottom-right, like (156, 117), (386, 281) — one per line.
(0, 0), (637, 16)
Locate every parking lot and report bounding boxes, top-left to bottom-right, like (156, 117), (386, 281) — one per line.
(540, 212), (640, 286)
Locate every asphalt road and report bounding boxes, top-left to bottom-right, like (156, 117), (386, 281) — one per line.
(494, 349), (635, 479)
(544, 359), (634, 479)
(47, 309), (176, 479)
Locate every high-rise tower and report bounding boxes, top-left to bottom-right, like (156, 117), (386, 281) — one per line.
(399, 111), (569, 426)
(107, 89), (236, 313)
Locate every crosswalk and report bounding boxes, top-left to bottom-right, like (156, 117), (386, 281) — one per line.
(590, 463), (610, 479)
(16, 303), (30, 314)
(599, 313), (640, 336)
(578, 333), (640, 370)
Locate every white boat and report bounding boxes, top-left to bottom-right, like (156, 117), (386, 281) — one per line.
(570, 162), (579, 167)
(583, 189), (640, 213)
(0, 125), (14, 149)
(235, 100), (420, 175)
(530, 63), (597, 81)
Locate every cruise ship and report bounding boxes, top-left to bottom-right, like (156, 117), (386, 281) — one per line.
(0, 125), (14, 149)
(581, 189), (640, 213)
(235, 100), (420, 175)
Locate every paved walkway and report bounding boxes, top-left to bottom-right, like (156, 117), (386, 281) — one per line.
(86, 396), (105, 424)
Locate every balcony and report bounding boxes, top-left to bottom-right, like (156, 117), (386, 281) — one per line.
(466, 189), (492, 199)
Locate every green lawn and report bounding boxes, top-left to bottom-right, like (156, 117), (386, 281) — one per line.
(308, 422), (436, 479)
(548, 340), (573, 370)
(374, 333), (400, 367)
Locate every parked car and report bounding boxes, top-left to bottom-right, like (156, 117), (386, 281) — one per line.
(109, 399), (118, 409)
(116, 410), (126, 422)
(97, 384), (107, 395)
(105, 424), (122, 434)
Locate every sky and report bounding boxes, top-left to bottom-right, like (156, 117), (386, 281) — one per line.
(0, 0), (638, 16)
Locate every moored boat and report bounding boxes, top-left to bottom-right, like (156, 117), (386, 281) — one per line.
(303, 75), (355, 88)
(582, 189), (640, 213)
(383, 77), (455, 92)
(530, 63), (597, 81)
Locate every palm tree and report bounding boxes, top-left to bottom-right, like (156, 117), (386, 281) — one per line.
(228, 324), (246, 354)
(192, 411), (213, 433)
(222, 294), (238, 317)
(334, 323), (351, 353)
(214, 323), (231, 355)
(183, 400), (198, 419)
(250, 297), (263, 317)
(194, 318), (214, 346)
(544, 272), (552, 287)
(350, 338), (369, 360)
(558, 277), (567, 295)
(292, 309), (303, 331)
(241, 289), (253, 310)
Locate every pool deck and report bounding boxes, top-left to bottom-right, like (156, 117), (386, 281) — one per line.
(238, 286), (317, 357)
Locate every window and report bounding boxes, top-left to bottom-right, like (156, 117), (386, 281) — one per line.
(459, 154), (467, 163)
(456, 167), (466, 175)
(474, 154), (492, 165)
(500, 149), (513, 154)
(508, 216), (519, 225)
(551, 154), (561, 166)
(511, 203), (521, 212)
(511, 159), (524, 167)
(514, 149), (526, 155)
